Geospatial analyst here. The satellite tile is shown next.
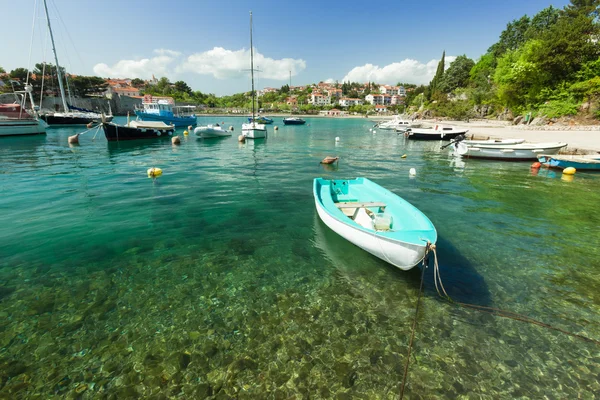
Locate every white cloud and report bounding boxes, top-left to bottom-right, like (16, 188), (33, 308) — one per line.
(341, 56), (457, 85)
(177, 47), (306, 80)
(93, 51), (179, 79)
(324, 78), (336, 84)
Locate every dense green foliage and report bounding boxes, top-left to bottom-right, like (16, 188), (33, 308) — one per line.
(415, 0), (600, 121)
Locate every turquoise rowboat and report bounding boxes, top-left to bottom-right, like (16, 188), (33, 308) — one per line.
(313, 177), (437, 270)
(537, 154), (600, 171)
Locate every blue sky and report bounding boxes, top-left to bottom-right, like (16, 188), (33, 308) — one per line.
(2, 0), (571, 95)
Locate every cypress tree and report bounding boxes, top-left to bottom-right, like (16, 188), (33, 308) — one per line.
(428, 50), (446, 100)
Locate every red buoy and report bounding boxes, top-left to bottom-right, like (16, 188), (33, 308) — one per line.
(531, 162), (541, 169)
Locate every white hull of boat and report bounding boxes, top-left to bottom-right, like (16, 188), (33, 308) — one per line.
(377, 119), (413, 130)
(194, 126), (232, 138)
(0, 118), (47, 136)
(463, 138), (525, 146)
(242, 123), (266, 139)
(455, 142), (567, 160)
(315, 199), (427, 271)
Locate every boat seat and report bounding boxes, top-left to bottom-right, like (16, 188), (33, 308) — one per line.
(336, 202), (386, 219)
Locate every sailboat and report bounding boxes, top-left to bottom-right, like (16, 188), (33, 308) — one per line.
(38, 0), (112, 126)
(241, 12), (267, 139)
(283, 70), (306, 125)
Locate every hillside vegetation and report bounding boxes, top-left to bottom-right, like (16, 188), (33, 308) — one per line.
(416, 0), (600, 123)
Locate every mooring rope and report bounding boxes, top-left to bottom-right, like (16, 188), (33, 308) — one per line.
(399, 242), (600, 399)
(399, 243), (430, 399)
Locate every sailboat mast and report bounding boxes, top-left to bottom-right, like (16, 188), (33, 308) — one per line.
(250, 11), (255, 120)
(42, 0), (68, 112)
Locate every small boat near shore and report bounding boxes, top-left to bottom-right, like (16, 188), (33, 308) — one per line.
(463, 138), (525, 146)
(537, 154), (600, 170)
(454, 141), (567, 160)
(283, 117), (306, 125)
(102, 120), (175, 141)
(313, 177), (437, 271)
(194, 124), (232, 138)
(248, 116), (273, 124)
(406, 125), (469, 140)
(375, 117), (412, 131)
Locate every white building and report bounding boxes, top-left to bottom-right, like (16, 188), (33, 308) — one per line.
(309, 92), (331, 106)
(338, 98), (364, 107)
(365, 94), (392, 105)
(379, 85), (406, 96)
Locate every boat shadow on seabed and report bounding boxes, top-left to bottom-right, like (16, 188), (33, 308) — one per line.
(312, 214), (491, 308)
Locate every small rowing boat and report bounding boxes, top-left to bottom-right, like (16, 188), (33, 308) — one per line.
(313, 177), (437, 270)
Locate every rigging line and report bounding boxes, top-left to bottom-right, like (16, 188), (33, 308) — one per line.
(50, 0), (85, 69)
(26, 0), (39, 86)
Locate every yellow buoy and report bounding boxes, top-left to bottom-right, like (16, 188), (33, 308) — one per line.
(147, 167), (162, 178)
(563, 167), (576, 175)
(401, 154), (407, 158)
(183, 130), (189, 136)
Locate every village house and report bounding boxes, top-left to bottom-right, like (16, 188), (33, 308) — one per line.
(308, 92), (331, 106)
(338, 98), (364, 107)
(365, 94), (392, 105)
(375, 105), (388, 113)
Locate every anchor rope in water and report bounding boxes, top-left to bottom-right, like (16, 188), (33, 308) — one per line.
(399, 243), (429, 399)
(425, 243), (600, 346)
(399, 241), (600, 399)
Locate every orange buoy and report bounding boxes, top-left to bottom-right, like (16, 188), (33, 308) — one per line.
(531, 162), (541, 169)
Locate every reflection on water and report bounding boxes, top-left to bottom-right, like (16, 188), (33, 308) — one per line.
(0, 116), (599, 397)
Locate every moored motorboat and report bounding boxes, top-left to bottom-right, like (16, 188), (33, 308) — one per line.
(194, 124), (232, 138)
(313, 177), (437, 271)
(135, 96), (196, 127)
(283, 117), (306, 125)
(463, 138), (525, 146)
(376, 117), (411, 131)
(454, 141), (567, 160)
(406, 125), (469, 140)
(537, 154), (600, 170)
(102, 120), (175, 141)
(248, 116), (273, 124)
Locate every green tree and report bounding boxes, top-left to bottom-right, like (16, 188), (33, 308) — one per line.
(562, 0), (600, 18)
(174, 80), (192, 94)
(131, 78), (145, 88)
(70, 76), (108, 97)
(9, 68), (29, 81)
(494, 40), (549, 107)
(0, 66), (5, 74)
(438, 55), (475, 93)
(534, 13), (600, 86)
(488, 16), (531, 61)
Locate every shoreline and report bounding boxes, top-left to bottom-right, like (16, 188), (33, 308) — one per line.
(427, 119), (600, 153)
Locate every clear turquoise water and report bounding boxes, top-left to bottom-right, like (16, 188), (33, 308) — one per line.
(1, 116), (599, 398)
